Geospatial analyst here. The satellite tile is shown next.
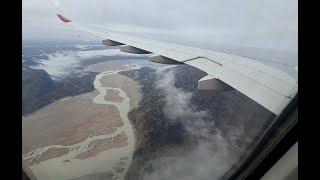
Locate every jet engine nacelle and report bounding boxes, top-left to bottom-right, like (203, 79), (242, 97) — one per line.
(149, 55), (183, 64)
(198, 75), (234, 91)
(120, 45), (151, 54)
(102, 39), (124, 46)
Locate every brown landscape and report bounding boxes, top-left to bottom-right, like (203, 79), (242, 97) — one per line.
(84, 60), (143, 73)
(100, 74), (141, 109)
(92, 127), (117, 137)
(104, 89), (124, 102)
(24, 147), (69, 166)
(120, 157), (128, 160)
(70, 171), (114, 180)
(113, 167), (125, 173)
(22, 91), (124, 154)
(76, 133), (128, 160)
(22, 63), (144, 179)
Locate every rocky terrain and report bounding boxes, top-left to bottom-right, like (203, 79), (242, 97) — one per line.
(22, 68), (97, 115)
(120, 65), (275, 180)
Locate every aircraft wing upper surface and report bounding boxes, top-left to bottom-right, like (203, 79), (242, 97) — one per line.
(57, 14), (298, 115)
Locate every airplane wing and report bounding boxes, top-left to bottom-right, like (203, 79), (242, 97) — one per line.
(57, 14), (298, 115)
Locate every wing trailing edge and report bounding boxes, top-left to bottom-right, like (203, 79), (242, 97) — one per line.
(56, 16), (298, 115)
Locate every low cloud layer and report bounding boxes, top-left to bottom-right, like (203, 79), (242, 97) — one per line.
(156, 70), (212, 139)
(31, 47), (147, 79)
(140, 68), (247, 180)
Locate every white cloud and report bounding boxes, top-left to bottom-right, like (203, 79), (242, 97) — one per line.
(73, 44), (104, 50)
(31, 48), (147, 79)
(142, 68), (248, 180)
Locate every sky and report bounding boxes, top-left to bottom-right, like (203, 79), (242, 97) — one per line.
(23, 0), (298, 66)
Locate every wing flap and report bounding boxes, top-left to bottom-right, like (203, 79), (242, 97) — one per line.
(185, 58), (291, 115)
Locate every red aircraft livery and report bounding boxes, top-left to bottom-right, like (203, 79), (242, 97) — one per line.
(57, 14), (71, 23)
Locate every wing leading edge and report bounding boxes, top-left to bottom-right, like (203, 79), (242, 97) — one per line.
(57, 14), (298, 115)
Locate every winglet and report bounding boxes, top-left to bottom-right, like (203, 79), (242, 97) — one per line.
(57, 14), (71, 23)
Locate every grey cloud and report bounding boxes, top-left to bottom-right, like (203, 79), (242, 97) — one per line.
(23, 0), (297, 54)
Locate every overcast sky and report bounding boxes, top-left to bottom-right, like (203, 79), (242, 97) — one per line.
(23, 0), (297, 65)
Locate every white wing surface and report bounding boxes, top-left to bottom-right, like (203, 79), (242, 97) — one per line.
(57, 14), (298, 115)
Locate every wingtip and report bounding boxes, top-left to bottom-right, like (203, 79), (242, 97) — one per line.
(57, 14), (71, 23)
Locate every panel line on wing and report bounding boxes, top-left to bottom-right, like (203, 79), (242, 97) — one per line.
(182, 56), (223, 66)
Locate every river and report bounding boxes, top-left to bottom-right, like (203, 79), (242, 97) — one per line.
(23, 65), (139, 180)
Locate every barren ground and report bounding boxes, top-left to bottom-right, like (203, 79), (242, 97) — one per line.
(22, 91), (124, 154)
(104, 89), (124, 102)
(100, 74), (141, 109)
(25, 147), (69, 166)
(75, 134), (128, 160)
